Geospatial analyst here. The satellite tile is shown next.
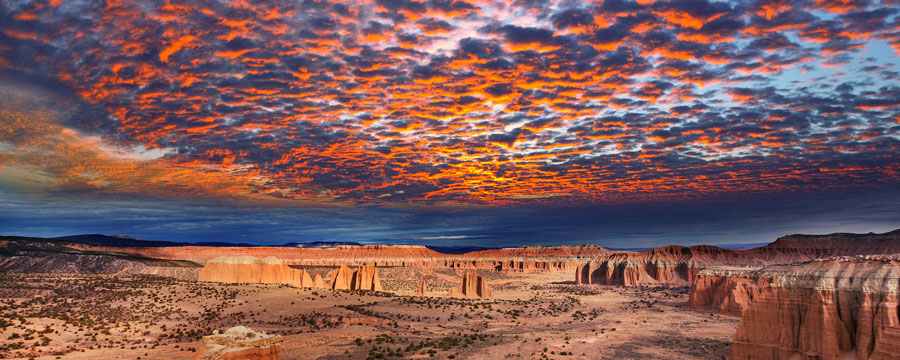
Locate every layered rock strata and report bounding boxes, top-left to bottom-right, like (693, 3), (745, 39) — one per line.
(687, 268), (771, 316)
(330, 265), (354, 290)
(330, 265), (383, 291)
(197, 326), (281, 360)
(448, 270), (492, 299)
(0, 236), (201, 280)
(198, 256), (314, 288)
(66, 243), (606, 273)
(728, 256), (900, 360)
(577, 230), (900, 287)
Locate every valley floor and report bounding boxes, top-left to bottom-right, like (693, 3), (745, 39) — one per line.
(0, 269), (736, 359)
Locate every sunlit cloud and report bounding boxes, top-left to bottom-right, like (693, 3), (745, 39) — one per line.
(0, 0), (898, 206)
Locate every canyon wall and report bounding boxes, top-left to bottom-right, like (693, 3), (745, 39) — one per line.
(65, 243), (606, 273)
(729, 256), (900, 360)
(575, 245), (756, 286)
(197, 326), (281, 360)
(687, 268), (771, 316)
(448, 270), (492, 299)
(577, 230), (900, 287)
(198, 256), (314, 288)
(330, 265), (383, 291)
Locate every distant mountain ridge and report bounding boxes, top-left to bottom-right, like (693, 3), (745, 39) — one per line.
(54, 234), (362, 248)
(56, 234), (255, 247)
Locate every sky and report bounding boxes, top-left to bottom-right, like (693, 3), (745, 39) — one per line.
(0, 0), (899, 247)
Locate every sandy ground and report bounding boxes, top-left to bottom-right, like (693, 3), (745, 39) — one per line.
(0, 269), (737, 359)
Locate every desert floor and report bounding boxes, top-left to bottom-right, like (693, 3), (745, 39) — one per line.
(0, 268), (737, 359)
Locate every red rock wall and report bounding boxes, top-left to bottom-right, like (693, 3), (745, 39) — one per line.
(448, 270), (492, 299)
(728, 257), (900, 360)
(330, 265), (354, 290)
(352, 265), (382, 291)
(575, 256), (704, 286)
(198, 257), (313, 288)
(687, 271), (772, 316)
(732, 287), (900, 360)
(330, 265), (383, 291)
(216, 346), (281, 360)
(66, 243), (593, 273)
(576, 231), (900, 287)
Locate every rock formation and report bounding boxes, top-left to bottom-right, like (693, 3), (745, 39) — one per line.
(62, 241), (606, 273)
(448, 270), (492, 299)
(577, 230), (900, 287)
(575, 245), (752, 287)
(417, 279), (426, 296)
(198, 256), (314, 288)
(330, 265), (354, 290)
(313, 273), (325, 288)
(330, 265), (383, 291)
(729, 255), (900, 360)
(0, 236), (201, 280)
(354, 265), (383, 291)
(196, 326), (281, 360)
(687, 268), (771, 316)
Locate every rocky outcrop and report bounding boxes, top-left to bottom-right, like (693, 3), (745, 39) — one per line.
(749, 230), (900, 263)
(0, 236), (201, 280)
(417, 279), (426, 296)
(62, 242), (604, 273)
(444, 259), (582, 272)
(330, 265), (354, 290)
(198, 256), (314, 288)
(330, 265), (383, 291)
(730, 255), (900, 360)
(313, 274), (325, 288)
(353, 265), (383, 291)
(469, 244), (609, 258)
(448, 270), (492, 299)
(575, 245), (752, 286)
(687, 268), (771, 316)
(197, 326), (281, 360)
(577, 230), (900, 287)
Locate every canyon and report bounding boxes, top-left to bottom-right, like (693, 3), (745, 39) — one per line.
(330, 265), (383, 291)
(447, 270), (492, 299)
(2, 229), (900, 359)
(63, 242), (605, 273)
(576, 230), (900, 287)
(727, 255), (900, 359)
(198, 256), (318, 288)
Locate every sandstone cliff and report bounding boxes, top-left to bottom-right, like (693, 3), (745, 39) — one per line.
(198, 256), (314, 288)
(448, 270), (492, 299)
(687, 268), (770, 316)
(63, 242), (603, 273)
(750, 229), (900, 262)
(330, 265), (354, 290)
(197, 326), (281, 360)
(313, 274), (325, 288)
(330, 265), (383, 291)
(417, 279), (426, 296)
(575, 245), (754, 286)
(577, 230), (900, 287)
(730, 256), (900, 360)
(353, 265), (383, 291)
